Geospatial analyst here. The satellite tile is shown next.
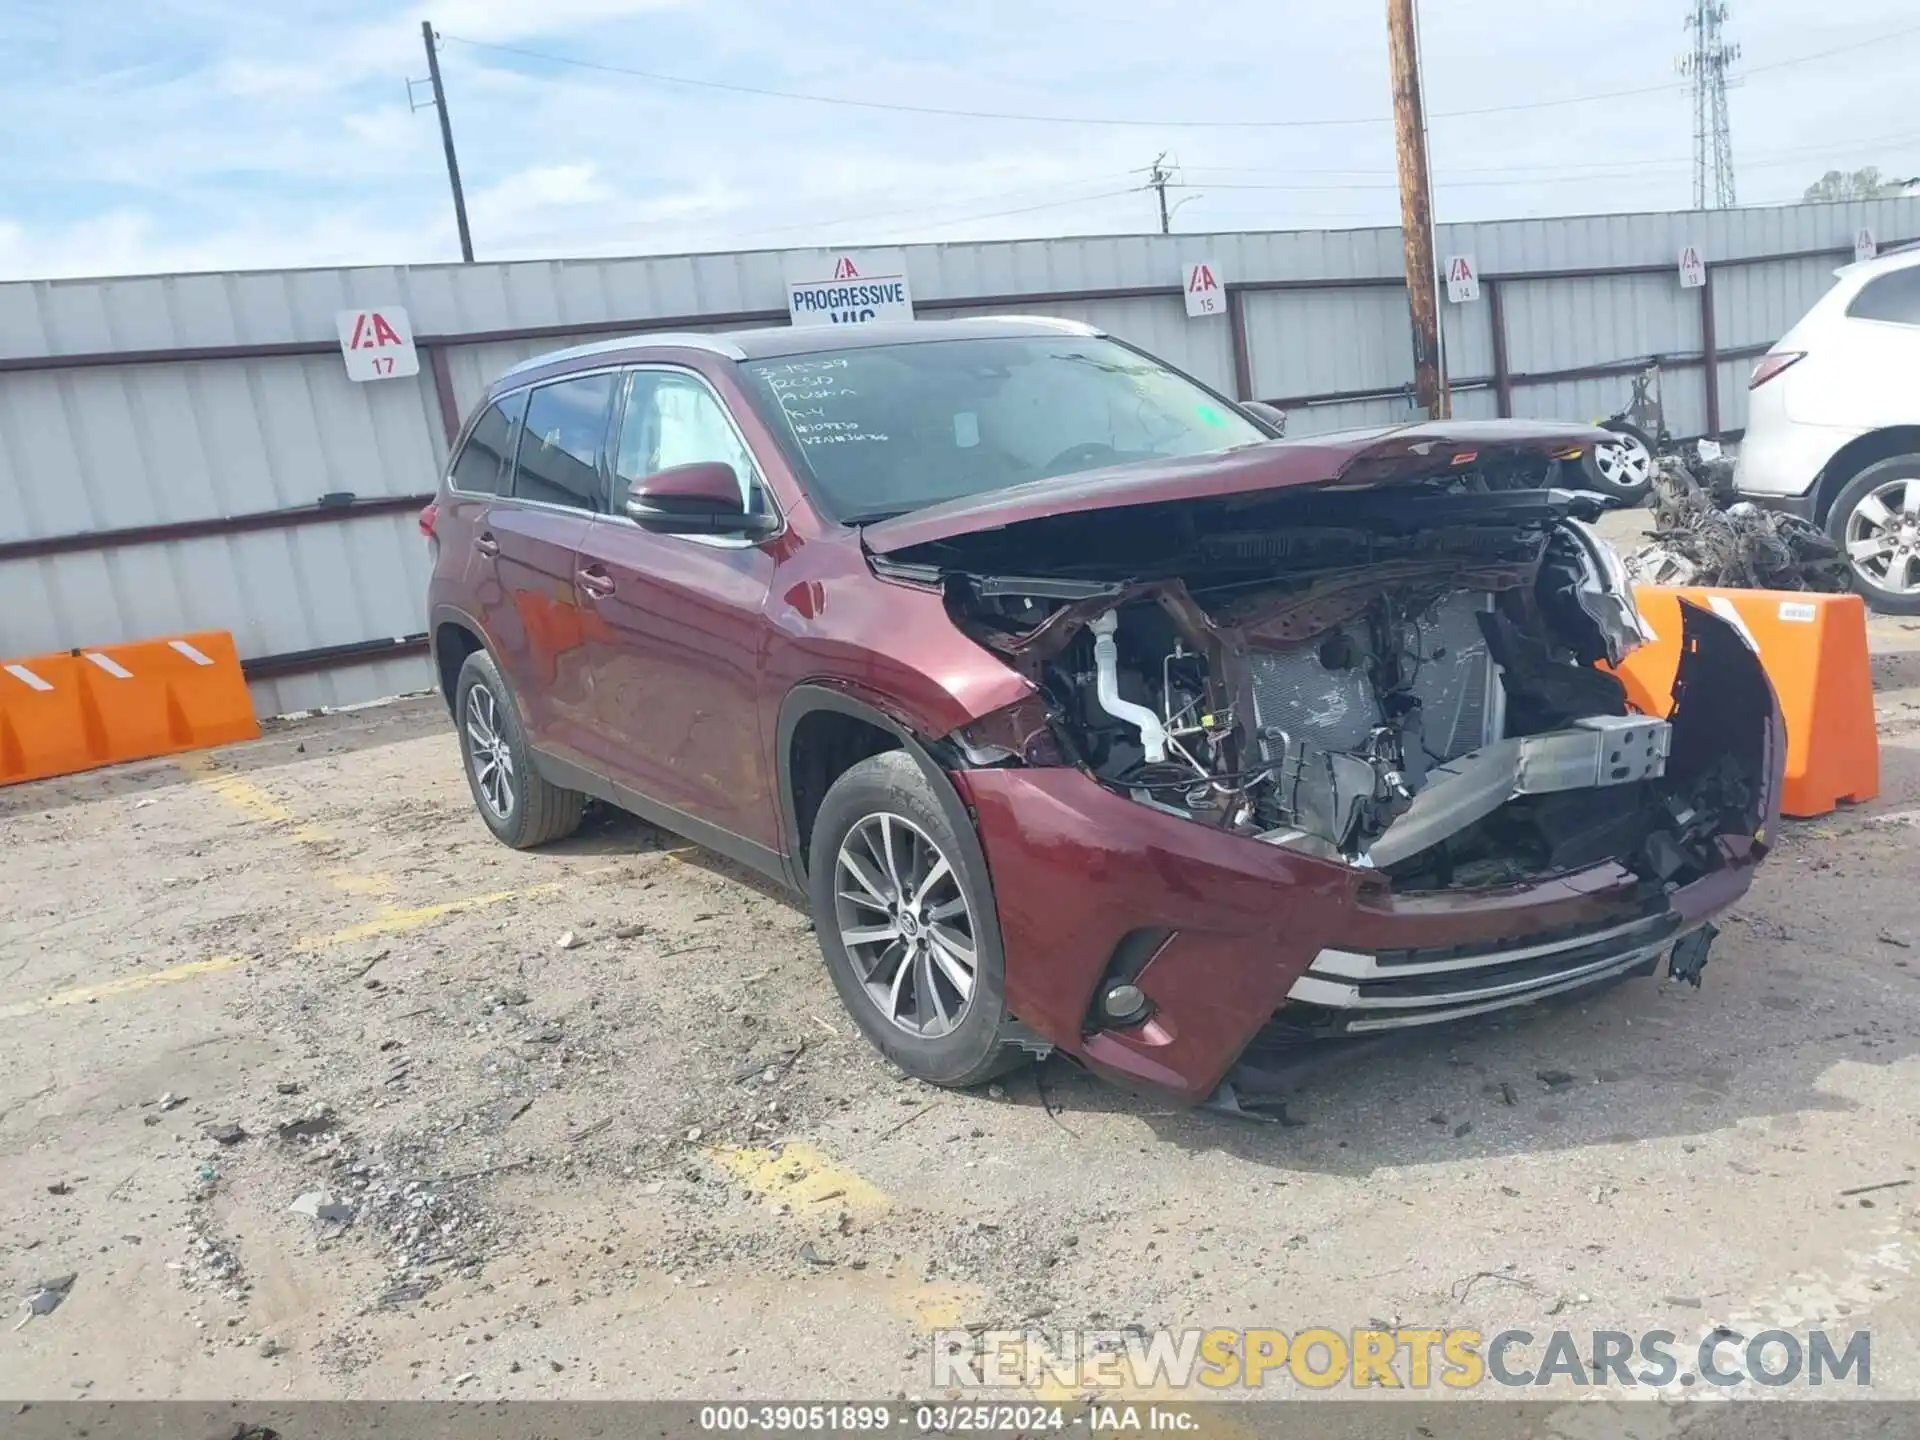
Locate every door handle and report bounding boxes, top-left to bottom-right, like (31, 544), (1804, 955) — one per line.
(577, 566), (615, 599)
(474, 532), (500, 558)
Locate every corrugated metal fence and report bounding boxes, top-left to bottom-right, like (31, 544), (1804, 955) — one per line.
(3, 199), (1916, 715)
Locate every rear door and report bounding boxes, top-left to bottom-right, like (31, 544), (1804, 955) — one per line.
(484, 371), (617, 765)
(573, 365), (782, 848)
(436, 388), (525, 632)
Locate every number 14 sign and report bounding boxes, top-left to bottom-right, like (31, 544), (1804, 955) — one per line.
(336, 306), (420, 382)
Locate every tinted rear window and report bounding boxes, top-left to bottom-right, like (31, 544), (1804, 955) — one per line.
(1847, 265), (1920, 325)
(448, 392), (525, 495)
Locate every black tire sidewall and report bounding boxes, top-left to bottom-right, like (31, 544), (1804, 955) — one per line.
(1826, 455), (1920, 617)
(454, 651), (534, 845)
(807, 751), (1010, 1086)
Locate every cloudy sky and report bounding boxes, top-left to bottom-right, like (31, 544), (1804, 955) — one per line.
(3, 0), (1917, 278)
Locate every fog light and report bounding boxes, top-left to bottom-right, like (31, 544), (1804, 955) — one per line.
(1101, 983), (1151, 1025)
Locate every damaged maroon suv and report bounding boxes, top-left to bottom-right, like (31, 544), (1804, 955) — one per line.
(424, 317), (1781, 1107)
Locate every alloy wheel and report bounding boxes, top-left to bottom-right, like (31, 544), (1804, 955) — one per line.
(1844, 478), (1920, 596)
(465, 685), (516, 819)
(1593, 432), (1652, 490)
(832, 812), (978, 1038)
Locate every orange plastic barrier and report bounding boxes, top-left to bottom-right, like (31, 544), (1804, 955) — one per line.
(0, 631), (260, 786)
(1610, 587), (1877, 818)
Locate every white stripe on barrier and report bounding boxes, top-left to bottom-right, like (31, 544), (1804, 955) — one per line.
(4, 663), (53, 692)
(84, 652), (133, 679)
(1706, 595), (1761, 652)
(168, 640), (214, 667)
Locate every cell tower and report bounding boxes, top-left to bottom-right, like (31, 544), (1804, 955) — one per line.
(1679, 2), (1740, 209)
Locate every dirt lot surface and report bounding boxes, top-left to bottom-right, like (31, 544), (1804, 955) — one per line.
(7, 577), (1920, 1413)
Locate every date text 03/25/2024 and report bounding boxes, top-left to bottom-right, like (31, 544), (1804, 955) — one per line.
(697, 1404), (1081, 1432)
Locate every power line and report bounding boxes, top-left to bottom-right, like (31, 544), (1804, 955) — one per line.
(1176, 129), (1920, 180)
(489, 181), (1145, 253)
(439, 22), (1920, 132)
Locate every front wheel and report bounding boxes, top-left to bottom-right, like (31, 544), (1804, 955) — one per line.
(1828, 455), (1920, 616)
(807, 751), (1022, 1088)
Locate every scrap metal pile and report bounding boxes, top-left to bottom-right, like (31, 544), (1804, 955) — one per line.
(1622, 452), (1850, 592)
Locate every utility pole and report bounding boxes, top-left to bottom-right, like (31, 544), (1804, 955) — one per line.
(417, 21), (475, 262)
(1679, 3), (1739, 209)
(1385, 0), (1447, 419)
(1145, 153), (1174, 234)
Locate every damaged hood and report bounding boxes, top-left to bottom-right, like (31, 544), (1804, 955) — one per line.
(861, 419), (1614, 556)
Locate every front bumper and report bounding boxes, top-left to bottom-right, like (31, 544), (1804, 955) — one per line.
(957, 766), (1763, 1103)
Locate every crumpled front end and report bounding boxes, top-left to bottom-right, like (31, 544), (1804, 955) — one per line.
(959, 598), (1778, 1102)
(906, 478), (1781, 1103)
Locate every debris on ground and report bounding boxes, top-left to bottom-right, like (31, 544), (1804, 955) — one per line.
(14, 1274), (77, 1328)
(276, 1109), (337, 1141)
(1839, 1178), (1913, 1198)
(288, 1191), (357, 1226)
(1624, 455), (1850, 591)
(203, 1123), (248, 1146)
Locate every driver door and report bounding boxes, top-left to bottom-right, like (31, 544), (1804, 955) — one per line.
(573, 367), (781, 849)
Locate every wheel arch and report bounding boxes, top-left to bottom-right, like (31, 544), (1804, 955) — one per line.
(429, 605), (493, 714)
(775, 685), (988, 896)
(1813, 427), (1920, 524)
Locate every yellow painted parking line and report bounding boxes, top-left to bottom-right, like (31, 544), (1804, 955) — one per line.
(710, 1140), (890, 1214)
(296, 882), (563, 950)
(174, 753), (333, 844)
(329, 871), (397, 897)
(903, 1285), (977, 1331)
(0, 953), (249, 1020)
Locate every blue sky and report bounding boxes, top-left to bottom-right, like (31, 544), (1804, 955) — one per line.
(2, 0), (1918, 278)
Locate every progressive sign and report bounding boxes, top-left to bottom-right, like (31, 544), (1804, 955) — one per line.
(786, 254), (915, 328)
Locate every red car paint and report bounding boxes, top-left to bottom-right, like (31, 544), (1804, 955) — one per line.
(428, 319), (1777, 1104)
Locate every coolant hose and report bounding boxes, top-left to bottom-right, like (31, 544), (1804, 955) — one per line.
(1090, 611), (1168, 764)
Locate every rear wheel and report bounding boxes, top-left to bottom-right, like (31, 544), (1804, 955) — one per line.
(454, 650), (586, 848)
(1828, 455), (1920, 616)
(807, 751), (1022, 1088)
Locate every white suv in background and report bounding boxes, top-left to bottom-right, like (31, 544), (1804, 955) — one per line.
(1734, 243), (1920, 613)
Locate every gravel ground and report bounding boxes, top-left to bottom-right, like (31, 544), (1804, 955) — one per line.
(6, 559), (1920, 1413)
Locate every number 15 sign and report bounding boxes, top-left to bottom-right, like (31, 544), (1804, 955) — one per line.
(336, 306), (420, 382)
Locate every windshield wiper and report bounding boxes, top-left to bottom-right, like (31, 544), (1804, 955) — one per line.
(841, 509), (908, 525)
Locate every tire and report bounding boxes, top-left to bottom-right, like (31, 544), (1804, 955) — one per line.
(1580, 420), (1656, 503)
(1826, 454), (1920, 616)
(807, 751), (1022, 1088)
(453, 649), (586, 848)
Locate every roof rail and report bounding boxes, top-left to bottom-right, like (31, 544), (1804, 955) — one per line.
(499, 331), (747, 380)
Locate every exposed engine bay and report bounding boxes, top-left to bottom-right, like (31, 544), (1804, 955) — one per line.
(895, 482), (1771, 892)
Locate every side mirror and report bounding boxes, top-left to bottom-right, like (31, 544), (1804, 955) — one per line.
(624, 461), (777, 537)
(1240, 400), (1288, 435)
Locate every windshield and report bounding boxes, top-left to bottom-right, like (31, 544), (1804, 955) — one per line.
(738, 335), (1268, 523)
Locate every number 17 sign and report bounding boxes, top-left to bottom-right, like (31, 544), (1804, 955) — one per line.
(336, 306), (420, 382)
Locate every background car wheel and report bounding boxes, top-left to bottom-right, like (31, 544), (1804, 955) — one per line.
(1827, 454), (1920, 616)
(807, 750), (1022, 1088)
(1580, 420), (1656, 503)
(454, 650), (586, 848)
